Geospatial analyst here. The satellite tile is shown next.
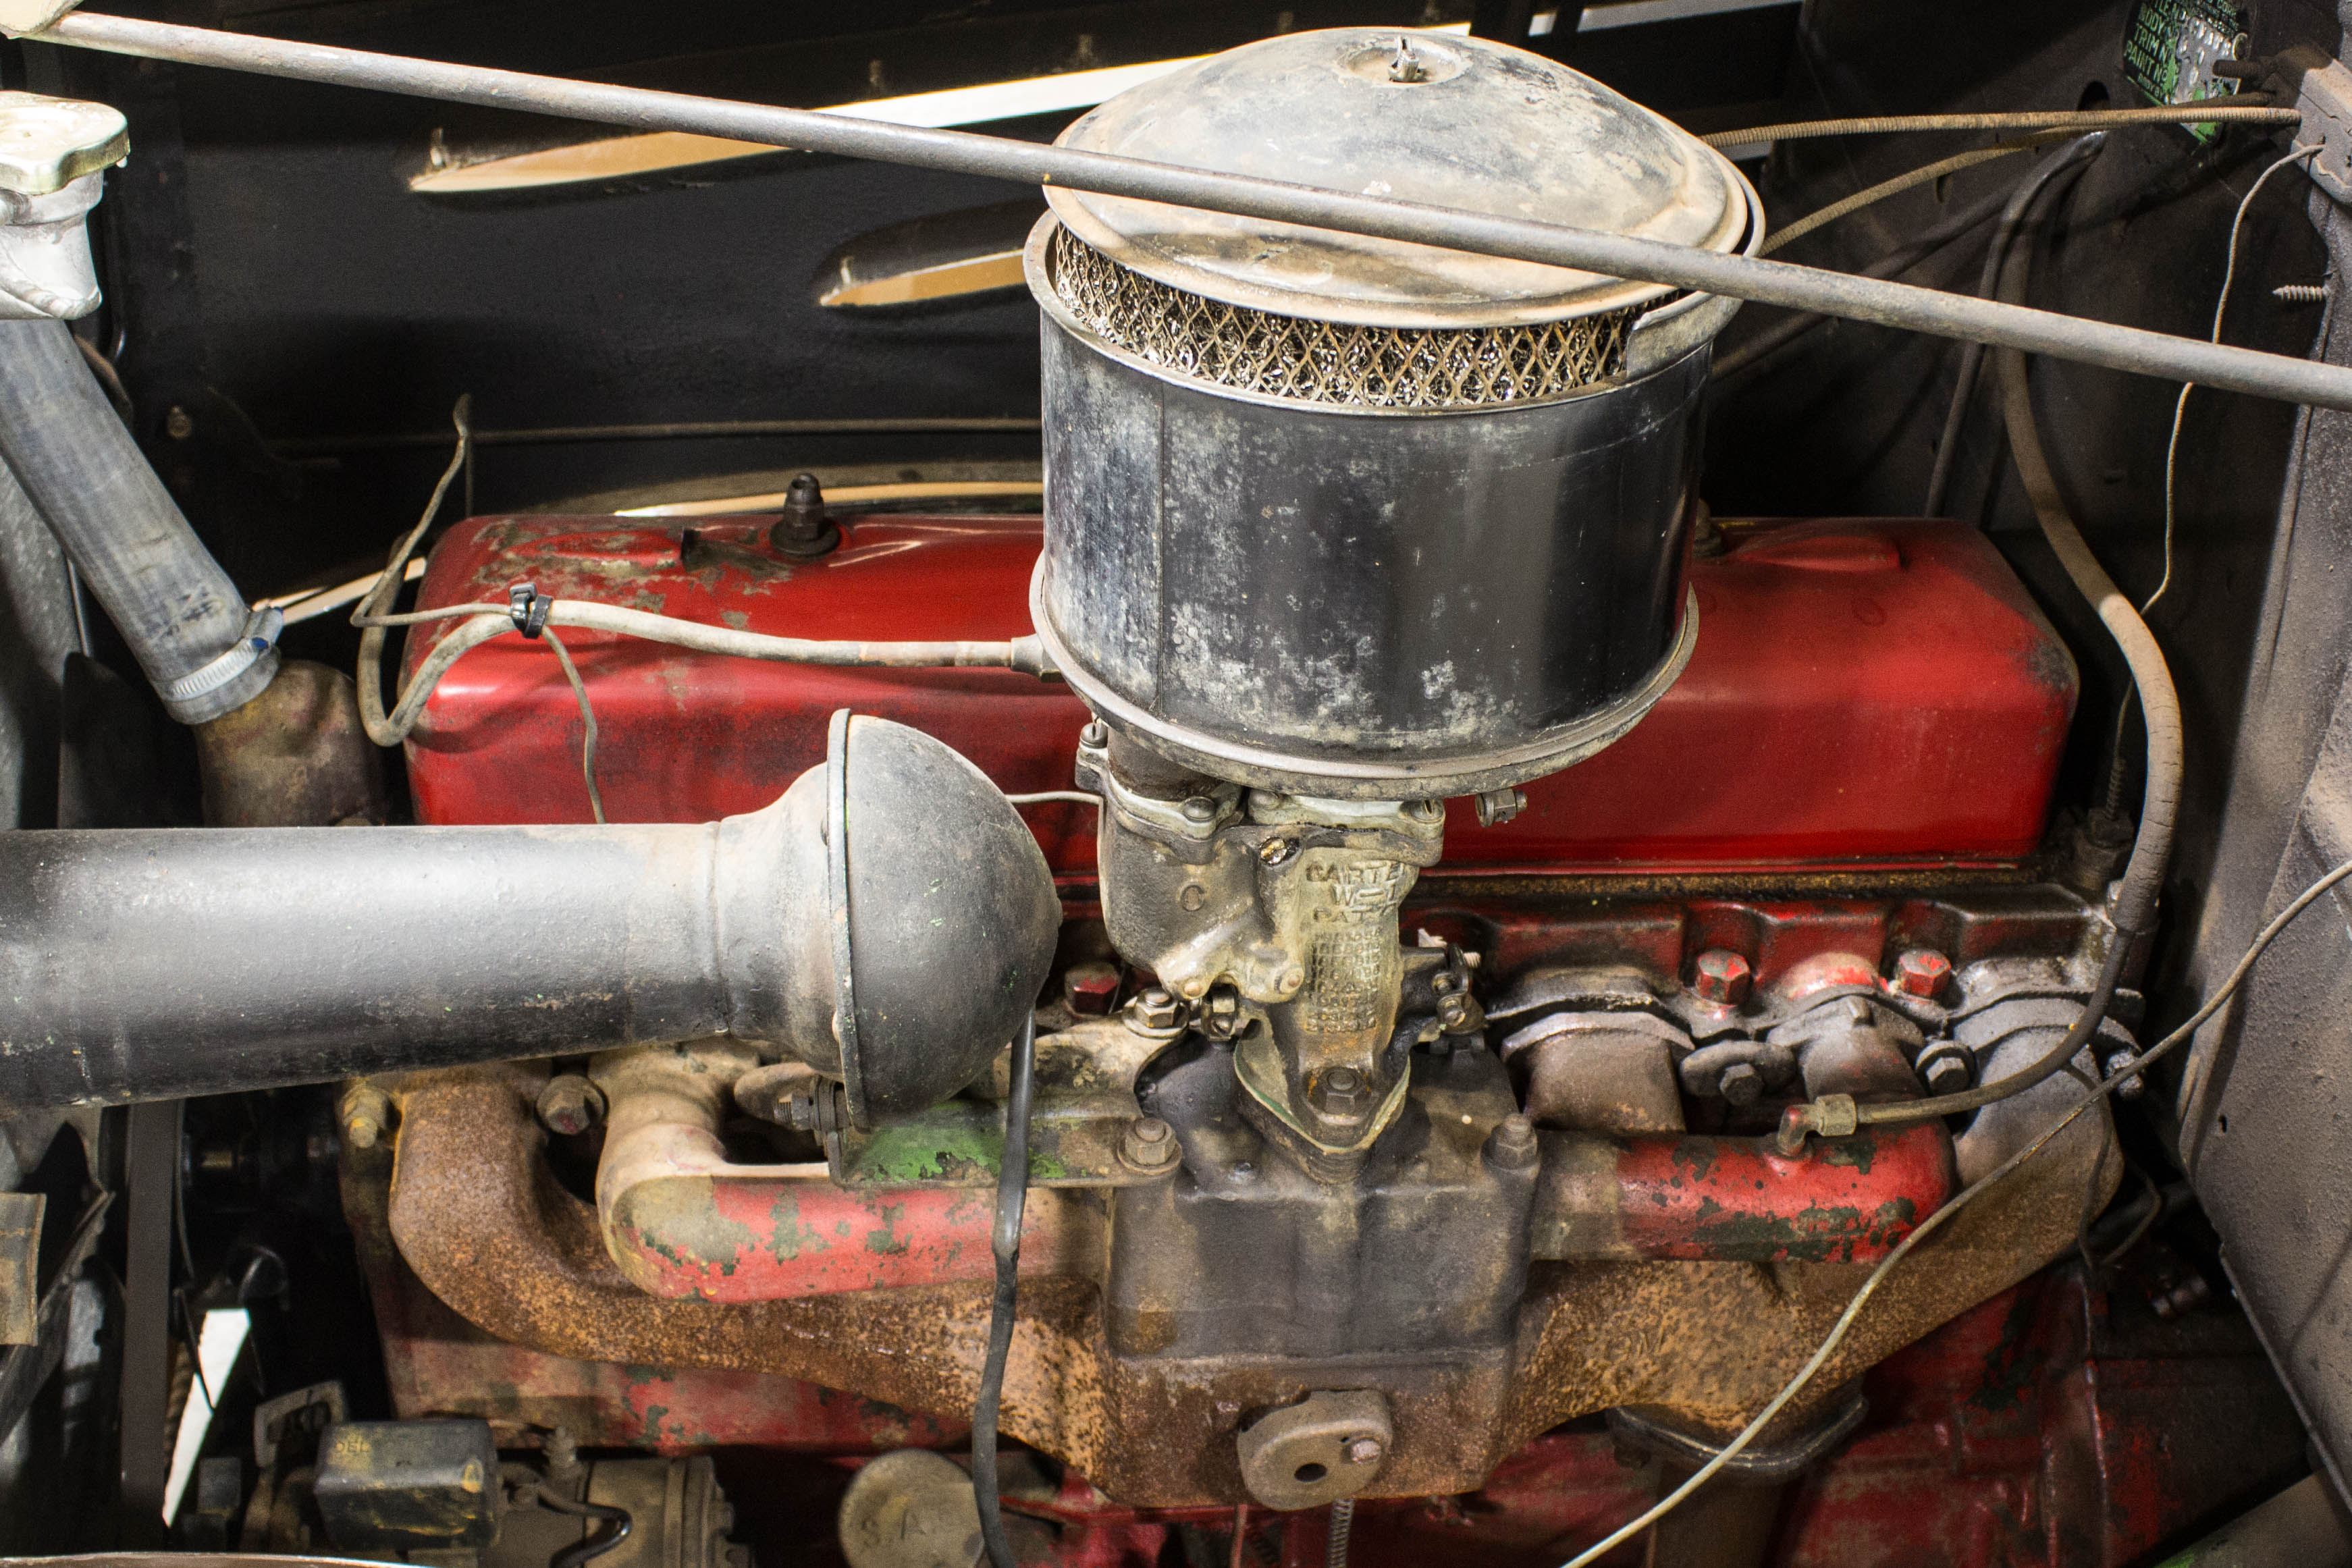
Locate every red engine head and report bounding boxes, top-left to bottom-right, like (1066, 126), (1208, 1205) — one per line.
(404, 512), (2075, 877)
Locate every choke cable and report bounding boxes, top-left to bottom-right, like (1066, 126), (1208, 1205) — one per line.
(973, 1014), (1037, 1568)
(1758, 134), (2075, 259)
(1713, 176), (2035, 385)
(1563, 848), (2352, 1568)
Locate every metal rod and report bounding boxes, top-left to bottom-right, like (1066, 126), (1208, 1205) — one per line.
(272, 416), (1044, 456)
(26, 11), (2352, 412)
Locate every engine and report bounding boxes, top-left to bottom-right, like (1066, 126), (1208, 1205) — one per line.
(365, 28), (2118, 1530)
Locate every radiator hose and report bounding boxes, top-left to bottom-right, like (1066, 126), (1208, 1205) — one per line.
(0, 319), (279, 724)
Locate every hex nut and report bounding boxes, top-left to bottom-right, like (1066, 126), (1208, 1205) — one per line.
(1126, 987), (1185, 1035)
(1258, 837), (1297, 867)
(1894, 949), (1954, 1000)
(1486, 1112), (1539, 1170)
(1717, 1062), (1765, 1106)
(536, 1074), (607, 1137)
(2103, 1050), (2146, 1101)
(340, 1083), (391, 1150)
(1472, 787), (1526, 828)
(734, 1060), (824, 1123)
(1119, 1116), (1179, 1172)
(1692, 949), (1753, 1006)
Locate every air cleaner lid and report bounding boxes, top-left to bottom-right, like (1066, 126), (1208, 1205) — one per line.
(1045, 28), (1747, 330)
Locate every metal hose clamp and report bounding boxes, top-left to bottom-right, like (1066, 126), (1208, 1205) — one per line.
(161, 603), (283, 705)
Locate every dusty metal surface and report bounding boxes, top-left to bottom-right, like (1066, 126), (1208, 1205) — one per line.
(1041, 29), (1746, 330)
(0, 1192), (38, 1345)
(192, 658), (386, 828)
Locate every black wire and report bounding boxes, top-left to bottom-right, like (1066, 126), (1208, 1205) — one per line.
(537, 1494), (633, 1568)
(974, 1014), (1037, 1568)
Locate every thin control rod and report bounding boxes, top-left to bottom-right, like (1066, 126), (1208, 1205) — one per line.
(24, 11), (2352, 412)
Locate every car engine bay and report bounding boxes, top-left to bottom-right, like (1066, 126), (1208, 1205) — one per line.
(2, 1), (2352, 1565)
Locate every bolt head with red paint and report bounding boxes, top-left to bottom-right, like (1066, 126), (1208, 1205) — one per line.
(1893, 949), (1954, 1000)
(1691, 949), (1753, 1006)
(1063, 962), (1123, 1016)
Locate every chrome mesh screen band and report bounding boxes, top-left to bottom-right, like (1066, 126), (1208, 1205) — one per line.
(1050, 226), (1637, 410)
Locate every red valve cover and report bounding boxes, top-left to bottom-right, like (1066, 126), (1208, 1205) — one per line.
(404, 514), (2075, 875)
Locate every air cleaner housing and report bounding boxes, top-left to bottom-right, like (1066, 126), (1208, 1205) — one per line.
(1026, 28), (1759, 797)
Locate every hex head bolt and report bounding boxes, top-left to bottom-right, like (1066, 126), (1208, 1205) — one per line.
(1312, 1066), (1371, 1117)
(535, 1074), (606, 1137)
(1126, 986), (1185, 1035)
(1119, 1116), (1179, 1172)
(1691, 949), (1753, 1006)
(1894, 949), (1954, 1000)
(1062, 962), (1121, 1016)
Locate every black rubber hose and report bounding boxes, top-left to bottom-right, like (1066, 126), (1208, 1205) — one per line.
(973, 1014), (1036, 1568)
(0, 319), (277, 724)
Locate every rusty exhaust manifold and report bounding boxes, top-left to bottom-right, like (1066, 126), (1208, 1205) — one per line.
(373, 1054), (2095, 1507)
(561, 1041), (1954, 1303)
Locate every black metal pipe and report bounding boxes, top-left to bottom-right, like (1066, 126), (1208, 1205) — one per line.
(0, 319), (275, 724)
(24, 11), (2352, 414)
(0, 815), (734, 1111)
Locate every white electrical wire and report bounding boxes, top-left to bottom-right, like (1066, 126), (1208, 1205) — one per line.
(2150, 144), (2320, 618)
(1559, 848), (2352, 1568)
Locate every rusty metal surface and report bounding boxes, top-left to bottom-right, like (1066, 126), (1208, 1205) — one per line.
(0, 1192), (39, 1345)
(369, 1058), (2112, 1507)
(192, 658), (386, 828)
(1505, 1093), (2116, 1451)
(374, 1063), (1121, 1489)
(840, 1253), (2297, 1565)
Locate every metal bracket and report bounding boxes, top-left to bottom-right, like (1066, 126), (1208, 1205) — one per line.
(1235, 1389), (1392, 1509)
(2289, 47), (2352, 204)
